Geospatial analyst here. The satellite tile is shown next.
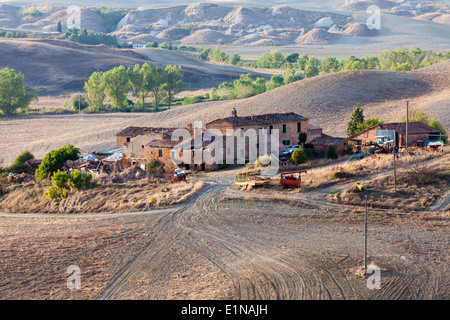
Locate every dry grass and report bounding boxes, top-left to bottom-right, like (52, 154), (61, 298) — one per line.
(303, 148), (447, 190)
(328, 152), (450, 211)
(0, 177), (205, 214)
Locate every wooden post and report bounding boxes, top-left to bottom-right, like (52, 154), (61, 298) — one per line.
(406, 101), (409, 148)
(364, 195), (368, 274)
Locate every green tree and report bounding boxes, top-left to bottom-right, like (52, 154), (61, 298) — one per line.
(36, 145), (80, 180)
(257, 50), (286, 69)
(286, 53), (299, 63)
(0, 68), (37, 116)
(291, 148), (307, 164)
(283, 68), (304, 84)
(70, 93), (89, 111)
(298, 132), (307, 146)
(148, 67), (166, 111)
(210, 87), (219, 100)
(128, 63), (152, 110)
(326, 145), (338, 160)
(346, 104), (365, 136)
(163, 65), (189, 109)
(229, 53), (241, 66)
(321, 57), (340, 73)
(104, 65), (131, 111)
(210, 47), (228, 63)
(57, 21), (63, 33)
(253, 77), (267, 95)
(267, 75), (284, 90)
(84, 71), (106, 112)
(304, 64), (319, 78)
(356, 116), (384, 133)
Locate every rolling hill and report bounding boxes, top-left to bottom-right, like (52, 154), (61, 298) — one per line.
(0, 38), (267, 94)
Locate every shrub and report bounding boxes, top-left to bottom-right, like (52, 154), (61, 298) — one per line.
(182, 97), (192, 105)
(291, 148), (308, 164)
(326, 145), (339, 160)
(36, 145), (80, 180)
(8, 151), (34, 174)
(147, 159), (163, 173)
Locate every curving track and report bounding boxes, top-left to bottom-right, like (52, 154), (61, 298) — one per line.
(0, 171), (448, 300)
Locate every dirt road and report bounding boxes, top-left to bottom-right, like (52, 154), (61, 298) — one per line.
(0, 170), (448, 300)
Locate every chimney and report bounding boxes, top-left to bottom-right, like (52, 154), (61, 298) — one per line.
(232, 108), (237, 118)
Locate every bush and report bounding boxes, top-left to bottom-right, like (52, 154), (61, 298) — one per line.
(8, 151), (34, 174)
(182, 97), (192, 105)
(70, 93), (89, 111)
(147, 159), (163, 173)
(36, 145), (80, 180)
(326, 145), (339, 160)
(291, 148), (308, 164)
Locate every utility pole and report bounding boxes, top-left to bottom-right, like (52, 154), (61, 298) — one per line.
(393, 146), (397, 193)
(364, 194), (368, 274)
(406, 101), (409, 148)
(393, 131), (397, 193)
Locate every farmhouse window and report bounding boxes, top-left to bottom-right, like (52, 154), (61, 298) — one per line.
(282, 124), (287, 134)
(158, 149), (163, 157)
(127, 137), (131, 142)
(297, 122), (301, 133)
(269, 125), (273, 134)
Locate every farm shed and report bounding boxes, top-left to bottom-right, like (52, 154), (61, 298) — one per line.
(310, 135), (349, 155)
(349, 122), (443, 147)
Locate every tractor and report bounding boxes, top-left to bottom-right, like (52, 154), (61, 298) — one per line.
(170, 169), (190, 183)
(369, 136), (397, 154)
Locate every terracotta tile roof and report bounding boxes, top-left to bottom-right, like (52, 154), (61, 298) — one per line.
(375, 122), (441, 135)
(307, 123), (322, 131)
(116, 126), (176, 137)
(311, 136), (348, 146)
(208, 112), (307, 127)
(146, 139), (181, 148)
(350, 122), (441, 138)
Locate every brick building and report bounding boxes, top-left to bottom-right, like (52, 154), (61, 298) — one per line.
(310, 135), (349, 155)
(116, 126), (176, 168)
(350, 122), (442, 147)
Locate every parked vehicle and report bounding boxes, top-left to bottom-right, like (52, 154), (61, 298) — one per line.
(280, 145), (300, 160)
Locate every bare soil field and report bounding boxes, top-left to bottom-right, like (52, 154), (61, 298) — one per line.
(0, 168), (448, 299)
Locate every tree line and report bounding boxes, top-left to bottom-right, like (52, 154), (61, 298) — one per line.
(83, 64), (189, 112)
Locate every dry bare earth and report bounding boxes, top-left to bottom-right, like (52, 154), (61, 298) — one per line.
(0, 170), (448, 300)
(0, 38), (259, 94)
(0, 59), (449, 166)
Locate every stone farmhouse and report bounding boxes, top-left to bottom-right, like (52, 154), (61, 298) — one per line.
(115, 110), (326, 172)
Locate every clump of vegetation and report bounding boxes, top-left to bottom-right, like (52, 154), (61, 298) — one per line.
(84, 63), (188, 112)
(45, 169), (93, 200)
(23, 9), (42, 18)
(36, 145), (80, 180)
(5, 151), (35, 174)
(0, 68), (38, 116)
(326, 145), (339, 160)
(147, 159), (164, 173)
(291, 148), (308, 164)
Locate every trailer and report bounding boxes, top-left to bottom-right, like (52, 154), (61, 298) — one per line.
(280, 170), (307, 188)
(234, 172), (271, 186)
